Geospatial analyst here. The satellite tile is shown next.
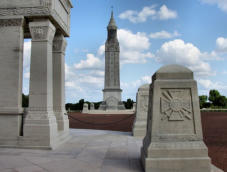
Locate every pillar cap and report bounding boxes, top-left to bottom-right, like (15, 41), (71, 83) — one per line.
(138, 84), (150, 91)
(152, 64), (193, 80)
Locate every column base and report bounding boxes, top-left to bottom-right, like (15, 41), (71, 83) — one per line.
(0, 112), (23, 146)
(141, 141), (219, 172)
(0, 110), (70, 150)
(22, 110), (59, 149)
(132, 120), (147, 137)
(55, 112), (69, 131)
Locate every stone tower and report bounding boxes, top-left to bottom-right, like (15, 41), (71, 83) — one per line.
(99, 11), (125, 110)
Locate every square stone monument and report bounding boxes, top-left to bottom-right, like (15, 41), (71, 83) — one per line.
(141, 64), (222, 172)
(133, 84), (149, 137)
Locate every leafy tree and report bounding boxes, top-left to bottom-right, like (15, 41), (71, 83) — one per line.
(123, 98), (134, 109)
(78, 99), (85, 110)
(209, 89), (221, 106)
(199, 95), (208, 109)
(207, 89), (227, 108)
(22, 94), (29, 108)
(94, 102), (102, 109)
(216, 96), (227, 107)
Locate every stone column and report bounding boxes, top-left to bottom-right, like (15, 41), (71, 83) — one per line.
(23, 19), (59, 149)
(53, 33), (69, 132)
(0, 16), (24, 145)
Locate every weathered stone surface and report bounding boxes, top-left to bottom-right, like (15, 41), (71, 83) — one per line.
(141, 64), (221, 172)
(133, 84), (149, 137)
(53, 33), (69, 134)
(90, 103), (94, 110)
(23, 19), (59, 149)
(0, 1), (72, 149)
(0, 16), (24, 144)
(82, 103), (89, 113)
(0, 0), (73, 36)
(100, 12), (124, 110)
(132, 102), (136, 111)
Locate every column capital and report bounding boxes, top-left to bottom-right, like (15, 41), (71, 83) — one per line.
(29, 19), (56, 42)
(0, 16), (24, 27)
(53, 33), (67, 53)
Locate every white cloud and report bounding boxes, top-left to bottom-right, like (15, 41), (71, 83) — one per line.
(119, 5), (177, 23)
(23, 40), (31, 69)
(65, 62), (104, 102)
(201, 0), (227, 12)
(68, 28), (154, 101)
(216, 37), (227, 52)
(121, 75), (151, 100)
(118, 29), (153, 64)
(119, 5), (156, 23)
(90, 29), (154, 64)
(150, 30), (180, 39)
(118, 29), (150, 50)
(155, 39), (214, 76)
(97, 45), (105, 56)
(24, 72), (30, 79)
(198, 79), (227, 90)
(23, 40), (31, 94)
(74, 53), (104, 70)
(158, 5), (178, 20)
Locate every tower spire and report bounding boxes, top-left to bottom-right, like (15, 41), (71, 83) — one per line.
(108, 8), (117, 29)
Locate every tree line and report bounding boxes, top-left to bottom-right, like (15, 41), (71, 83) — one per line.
(23, 89), (227, 110)
(22, 95), (134, 110)
(65, 98), (134, 111)
(199, 89), (227, 109)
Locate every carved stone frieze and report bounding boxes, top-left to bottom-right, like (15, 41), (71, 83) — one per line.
(0, 7), (50, 16)
(0, 17), (24, 27)
(30, 26), (48, 40)
(29, 20), (56, 42)
(160, 89), (192, 121)
(53, 34), (67, 52)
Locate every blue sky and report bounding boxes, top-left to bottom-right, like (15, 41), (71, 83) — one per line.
(23, 0), (227, 103)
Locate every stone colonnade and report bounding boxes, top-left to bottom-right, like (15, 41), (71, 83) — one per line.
(23, 19), (69, 148)
(0, 0), (72, 148)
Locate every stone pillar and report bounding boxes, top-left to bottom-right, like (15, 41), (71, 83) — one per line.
(133, 84), (149, 137)
(0, 16), (24, 145)
(90, 103), (95, 110)
(23, 19), (59, 149)
(132, 102), (136, 111)
(52, 33), (69, 132)
(141, 64), (220, 172)
(82, 103), (89, 113)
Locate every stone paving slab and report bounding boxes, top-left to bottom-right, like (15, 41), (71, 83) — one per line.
(0, 129), (143, 172)
(0, 129), (223, 172)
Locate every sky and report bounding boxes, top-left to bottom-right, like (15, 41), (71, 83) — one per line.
(23, 0), (227, 103)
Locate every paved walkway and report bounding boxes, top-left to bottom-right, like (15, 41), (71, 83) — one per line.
(0, 129), (143, 172)
(0, 129), (223, 172)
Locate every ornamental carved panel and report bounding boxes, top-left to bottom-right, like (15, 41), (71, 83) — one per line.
(140, 95), (149, 114)
(160, 89), (192, 121)
(30, 26), (48, 40)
